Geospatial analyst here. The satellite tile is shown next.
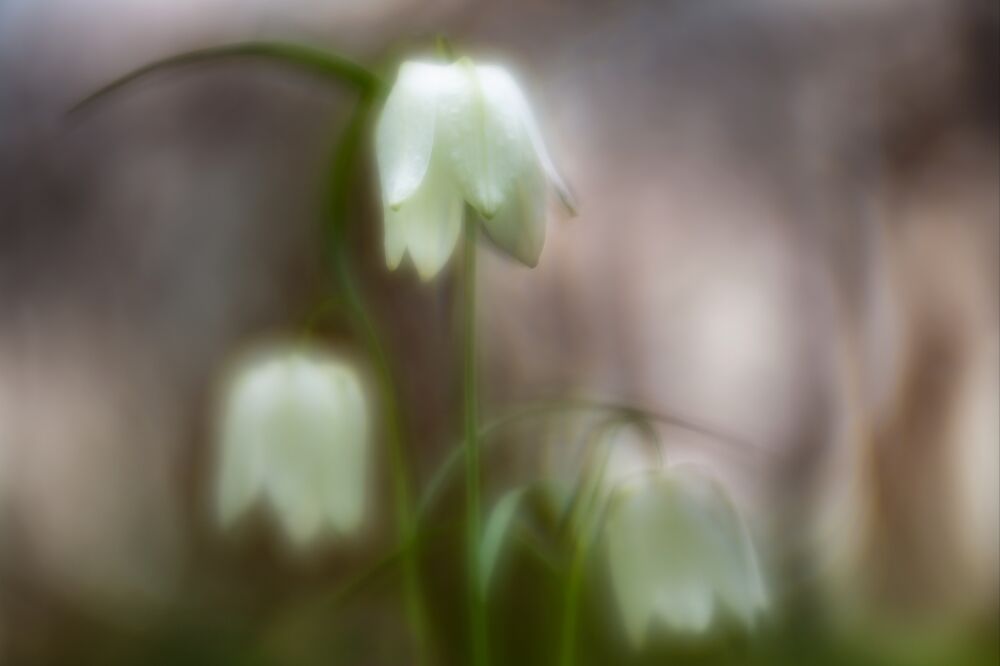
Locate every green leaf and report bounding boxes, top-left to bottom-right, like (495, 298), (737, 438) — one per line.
(70, 41), (382, 115)
(478, 486), (530, 599)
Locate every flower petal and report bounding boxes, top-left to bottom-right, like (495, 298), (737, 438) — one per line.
(606, 484), (658, 647)
(215, 362), (273, 527)
(439, 62), (535, 219)
(480, 155), (546, 267)
(376, 62), (446, 208)
(671, 467), (768, 625)
(322, 363), (368, 534)
(384, 200), (408, 270)
(387, 160), (463, 280)
(506, 74), (577, 216)
(258, 356), (327, 545)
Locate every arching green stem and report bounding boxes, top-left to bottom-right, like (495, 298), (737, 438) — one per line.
(558, 476), (620, 666)
(557, 417), (653, 666)
(70, 41), (381, 114)
(419, 397), (754, 519)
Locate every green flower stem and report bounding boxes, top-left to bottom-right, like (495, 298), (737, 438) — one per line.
(327, 96), (430, 665)
(419, 397), (756, 519)
(260, 520), (454, 657)
(561, 419), (629, 537)
(339, 263), (431, 665)
(558, 491), (619, 666)
(559, 536), (588, 666)
(558, 426), (617, 666)
(69, 41), (380, 114)
(463, 215), (489, 666)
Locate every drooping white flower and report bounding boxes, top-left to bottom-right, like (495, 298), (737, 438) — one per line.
(375, 58), (570, 280)
(604, 465), (767, 648)
(214, 344), (369, 547)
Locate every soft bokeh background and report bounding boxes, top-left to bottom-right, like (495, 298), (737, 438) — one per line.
(1, 0), (997, 663)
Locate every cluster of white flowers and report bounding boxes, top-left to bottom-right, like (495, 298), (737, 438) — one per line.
(214, 57), (566, 546)
(211, 57), (767, 652)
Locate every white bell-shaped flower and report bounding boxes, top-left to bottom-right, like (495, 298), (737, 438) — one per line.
(214, 345), (369, 547)
(376, 58), (568, 279)
(604, 465), (767, 648)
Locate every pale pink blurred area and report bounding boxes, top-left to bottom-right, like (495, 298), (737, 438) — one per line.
(0, 0), (997, 659)
(1, 319), (184, 602)
(478, 0), (998, 624)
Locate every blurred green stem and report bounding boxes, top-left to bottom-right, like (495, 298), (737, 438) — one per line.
(559, 482), (619, 666)
(327, 95), (430, 665)
(559, 536), (587, 666)
(69, 41), (379, 114)
(463, 215), (489, 666)
(558, 425), (617, 666)
(419, 397), (750, 519)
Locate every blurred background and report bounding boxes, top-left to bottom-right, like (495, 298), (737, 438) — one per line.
(0, 0), (997, 663)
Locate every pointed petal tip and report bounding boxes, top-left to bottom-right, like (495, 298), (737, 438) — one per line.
(479, 219), (545, 269)
(384, 239), (404, 271)
(556, 184), (579, 217)
(475, 202), (500, 221)
(415, 263), (444, 282)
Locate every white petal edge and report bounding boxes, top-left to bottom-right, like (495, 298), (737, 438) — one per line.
(376, 62), (447, 208)
(322, 364), (369, 534)
(480, 155), (546, 267)
(388, 160), (463, 280)
(437, 62), (532, 219)
(478, 64), (573, 213)
(215, 362), (274, 527)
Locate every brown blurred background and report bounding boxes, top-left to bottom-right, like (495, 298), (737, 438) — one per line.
(0, 0), (997, 663)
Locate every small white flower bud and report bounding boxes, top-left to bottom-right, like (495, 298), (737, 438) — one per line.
(214, 344), (370, 547)
(376, 58), (568, 279)
(605, 465), (767, 647)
